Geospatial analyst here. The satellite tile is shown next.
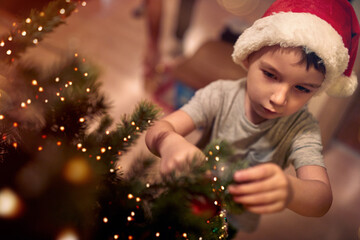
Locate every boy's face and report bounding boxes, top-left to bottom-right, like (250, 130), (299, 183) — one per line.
(244, 45), (324, 124)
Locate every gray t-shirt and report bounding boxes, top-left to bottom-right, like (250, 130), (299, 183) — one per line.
(180, 79), (325, 232)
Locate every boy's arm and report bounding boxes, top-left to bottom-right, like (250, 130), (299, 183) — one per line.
(145, 110), (204, 174)
(228, 163), (332, 217)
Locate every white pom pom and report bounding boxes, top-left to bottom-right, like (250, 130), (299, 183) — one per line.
(326, 72), (358, 97)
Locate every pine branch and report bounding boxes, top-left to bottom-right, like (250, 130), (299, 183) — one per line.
(0, 0), (78, 63)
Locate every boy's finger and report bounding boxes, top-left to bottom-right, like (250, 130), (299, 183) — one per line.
(233, 164), (278, 183)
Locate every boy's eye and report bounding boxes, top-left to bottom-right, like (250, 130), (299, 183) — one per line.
(295, 85), (311, 93)
(262, 70), (276, 79)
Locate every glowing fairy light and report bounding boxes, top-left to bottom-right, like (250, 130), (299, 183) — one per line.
(26, 99), (31, 104)
(56, 228), (79, 240)
(25, 18), (31, 23)
(6, 50), (11, 55)
(65, 83), (69, 88)
(213, 177), (217, 182)
(105, 130), (110, 135)
(0, 188), (23, 218)
(155, 232), (160, 237)
(12, 143), (18, 148)
(209, 151), (213, 156)
(0, 115), (4, 120)
(38, 26), (43, 31)
(55, 77), (60, 82)
(130, 211), (135, 216)
(86, 88), (90, 93)
(33, 38), (38, 44)
(59, 8), (66, 14)
(136, 197), (141, 202)
(39, 11), (45, 17)
(214, 201), (218, 205)
(127, 194), (134, 199)
(128, 236), (133, 240)
(79, 117), (85, 123)
(13, 122), (18, 127)
(38, 146), (43, 151)
(182, 233), (187, 238)
(81, 148), (86, 152)
(215, 145), (220, 150)
(0, 41), (4, 47)
(103, 217), (108, 223)
(68, 81), (72, 85)
(63, 157), (91, 184)
(57, 141), (62, 146)
(32, 80), (38, 85)
(74, 67), (78, 71)
(60, 97), (65, 101)
(114, 235), (119, 239)
(56, 92), (60, 96)
(100, 147), (106, 153)
(77, 143), (82, 149)
(60, 126), (65, 131)
(146, 183), (150, 188)
(20, 102), (26, 108)
(81, 1), (87, 7)
(96, 156), (101, 160)
(8, 36), (13, 41)
(215, 156), (220, 161)
(39, 87), (44, 92)
(83, 72), (88, 77)
(109, 169), (114, 173)
(21, 31), (26, 36)
(74, 53), (78, 57)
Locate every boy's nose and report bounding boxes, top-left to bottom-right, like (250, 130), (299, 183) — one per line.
(270, 85), (289, 106)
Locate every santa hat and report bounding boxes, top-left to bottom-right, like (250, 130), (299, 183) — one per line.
(232, 0), (360, 97)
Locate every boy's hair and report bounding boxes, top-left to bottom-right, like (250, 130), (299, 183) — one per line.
(300, 49), (326, 76)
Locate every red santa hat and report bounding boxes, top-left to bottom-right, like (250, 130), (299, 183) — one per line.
(232, 0), (360, 97)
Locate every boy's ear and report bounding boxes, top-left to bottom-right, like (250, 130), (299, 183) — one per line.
(242, 57), (250, 69)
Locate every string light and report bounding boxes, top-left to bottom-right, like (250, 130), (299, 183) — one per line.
(25, 18), (31, 23)
(103, 217), (108, 223)
(59, 8), (66, 14)
(0, 41), (4, 47)
(21, 31), (27, 36)
(0, 115), (4, 120)
(33, 38), (38, 44)
(6, 50), (12, 55)
(114, 235), (119, 239)
(38, 26), (43, 31)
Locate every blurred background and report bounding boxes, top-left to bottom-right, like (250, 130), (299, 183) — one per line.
(0, 0), (359, 239)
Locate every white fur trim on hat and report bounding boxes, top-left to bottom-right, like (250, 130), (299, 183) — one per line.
(232, 12), (354, 97)
(326, 71), (358, 97)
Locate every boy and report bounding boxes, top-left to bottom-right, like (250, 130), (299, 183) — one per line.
(145, 0), (360, 232)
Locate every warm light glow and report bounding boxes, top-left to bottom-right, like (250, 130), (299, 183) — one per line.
(96, 156), (101, 161)
(81, 1), (87, 7)
(56, 228), (79, 240)
(33, 39), (38, 44)
(114, 235), (119, 239)
(0, 188), (23, 218)
(128, 236), (133, 240)
(79, 117), (85, 123)
(60, 126), (65, 131)
(38, 146), (43, 151)
(63, 158), (92, 184)
(59, 8), (66, 14)
(25, 18), (32, 23)
(136, 197), (141, 202)
(32, 80), (38, 85)
(155, 232), (160, 237)
(182, 233), (187, 238)
(100, 147), (106, 153)
(127, 194), (133, 199)
(55, 77), (60, 82)
(0, 41), (4, 47)
(83, 72), (88, 77)
(20, 102), (26, 108)
(86, 88), (90, 93)
(57, 141), (62, 146)
(12, 142), (18, 148)
(21, 31), (27, 36)
(38, 26), (43, 31)
(103, 217), (108, 223)
(6, 50), (11, 55)
(39, 87), (44, 92)
(8, 36), (13, 41)
(0, 115), (4, 120)
(13, 122), (18, 127)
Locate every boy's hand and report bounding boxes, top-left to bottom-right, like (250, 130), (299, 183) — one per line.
(227, 163), (293, 214)
(158, 132), (205, 176)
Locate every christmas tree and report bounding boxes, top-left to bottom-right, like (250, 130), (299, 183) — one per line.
(0, 1), (247, 239)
